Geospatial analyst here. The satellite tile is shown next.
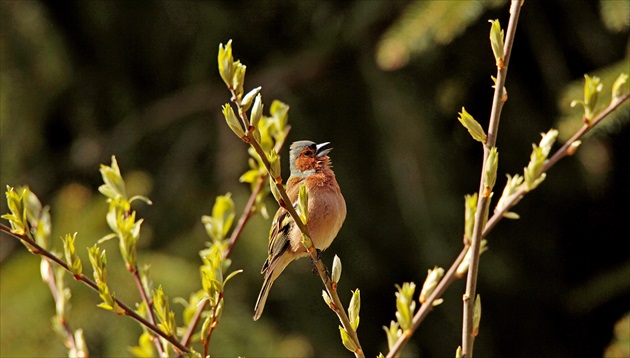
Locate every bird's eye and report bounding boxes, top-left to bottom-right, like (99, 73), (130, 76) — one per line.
(303, 149), (314, 156)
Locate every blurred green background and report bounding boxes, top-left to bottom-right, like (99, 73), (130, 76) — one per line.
(1, 1), (629, 357)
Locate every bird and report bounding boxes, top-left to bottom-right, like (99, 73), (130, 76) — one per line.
(253, 140), (346, 321)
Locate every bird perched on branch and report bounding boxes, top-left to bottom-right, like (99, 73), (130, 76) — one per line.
(253, 140), (346, 321)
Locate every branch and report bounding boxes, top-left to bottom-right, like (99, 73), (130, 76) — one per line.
(483, 91), (629, 237)
(229, 90), (365, 357)
(0, 223), (190, 354)
(386, 246), (469, 358)
(462, 1), (523, 356)
(131, 270), (165, 356)
(223, 128), (290, 259)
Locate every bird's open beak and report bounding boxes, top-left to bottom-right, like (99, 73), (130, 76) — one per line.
(316, 142), (332, 157)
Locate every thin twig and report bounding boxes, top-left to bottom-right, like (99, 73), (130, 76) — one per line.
(223, 127), (290, 259)
(386, 246), (469, 358)
(179, 127), (292, 350)
(462, 1), (523, 356)
(385, 88), (629, 358)
(0, 223), (190, 354)
(132, 270), (165, 356)
(483, 91), (630, 237)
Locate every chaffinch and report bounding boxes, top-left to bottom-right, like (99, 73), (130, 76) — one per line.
(253, 140), (346, 321)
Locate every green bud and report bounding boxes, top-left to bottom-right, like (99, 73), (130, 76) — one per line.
(218, 40), (234, 88)
(99, 156), (127, 200)
(612, 73), (628, 101)
(332, 255), (342, 284)
(349, 289), (361, 331)
(584, 75), (602, 120)
(571, 74), (603, 121)
(420, 266), (444, 304)
(456, 346), (463, 358)
(567, 140), (582, 156)
(269, 180), (283, 204)
(232, 61), (246, 100)
(339, 326), (358, 353)
(200, 316), (212, 343)
(222, 104), (245, 138)
(495, 174), (524, 219)
(484, 147), (499, 195)
(395, 282), (416, 330)
(488, 20), (505, 67)
(464, 193), (478, 242)
(539, 129), (558, 157)
(524, 130), (557, 190)
(241, 86), (262, 111)
(269, 100), (290, 131)
(268, 150), (281, 180)
(383, 321), (402, 350)
(250, 93), (264, 128)
(472, 294), (482, 337)
(484, 147), (499, 192)
(154, 285), (176, 335)
(458, 107), (487, 143)
(322, 290), (334, 308)
(62, 233), (82, 276)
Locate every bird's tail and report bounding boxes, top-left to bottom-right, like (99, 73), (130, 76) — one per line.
(253, 273), (274, 321)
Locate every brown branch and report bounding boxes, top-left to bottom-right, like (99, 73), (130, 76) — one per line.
(462, 1), (523, 356)
(0, 223), (190, 354)
(386, 246), (469, 358)
(229, 89), (365, 357)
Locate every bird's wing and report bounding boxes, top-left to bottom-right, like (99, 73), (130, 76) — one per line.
(261, 207), (294, 274)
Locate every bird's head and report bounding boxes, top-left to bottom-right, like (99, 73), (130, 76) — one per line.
(289, 140), (333, 178)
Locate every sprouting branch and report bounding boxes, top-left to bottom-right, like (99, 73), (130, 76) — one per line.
(223, 129), (290, 259)
(462, 1), (523, 356)
(227, 87), (365, 357)
(0, 223), (190, 354)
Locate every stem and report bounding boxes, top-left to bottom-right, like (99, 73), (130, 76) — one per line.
(483, 91), (630, 238)
(386, 246), (469, 358)
(230, 91), (364, 357)
(202, 292), (223, 358)
(132, 270), (165, 356)
(462, 2), (523, 356)
(180, 300), (208, 348)
(223, 127), (290, 259)
(222, 174), (265, 259)
(0, 224), (190, 354)
(41, 257), (80, 355)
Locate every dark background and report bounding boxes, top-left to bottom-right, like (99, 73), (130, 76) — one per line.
(1, 1), (628, 357)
